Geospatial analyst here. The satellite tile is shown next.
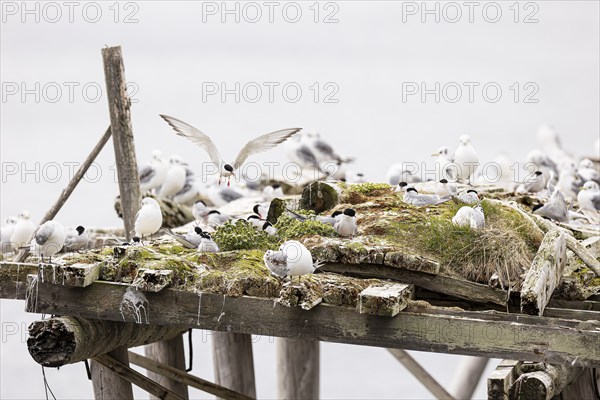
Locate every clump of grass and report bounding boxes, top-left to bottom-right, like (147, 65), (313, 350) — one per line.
(346, 183), (391, 196)
(212, 220), (278, 252)
(274, 214), (337, 240)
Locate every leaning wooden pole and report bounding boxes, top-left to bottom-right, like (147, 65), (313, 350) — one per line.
(14, 127), (113, 262)
(91, 346), (135, 400)
(448, 356), (489, 400)
(144, 334), (189, 400)
(277, 339), (320, 400)
(212, 332), (257, 399)
(102, 45), (141, 240)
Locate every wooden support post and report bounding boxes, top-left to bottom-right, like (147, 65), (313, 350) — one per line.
(521, 230), (566, 315)
(91, 346), (134, 400)
(144, 335), (189, 400)
(387, 349), (454, 400)
(487, 360), (522, 400)
(277, 339), (319, 400)
(129, 352), (254, 400)
(559, 367), (600, 399)
(27, 316), (186, 367)
(92, 352), (184, 400)
(14, 127), (113, 262)
(448, 356), (489, 400)
(512, 363), (582, 399)
(212, 332), (256, 399)
(102, 45), (140, 240)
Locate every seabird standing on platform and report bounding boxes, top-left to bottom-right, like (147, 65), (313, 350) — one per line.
(262, 221), (278, 236)
(431, 146), (455, 180)
(0, 217), (17, 254)
(455, 190), (480, 205)
(520, 171), (546, 194)
(164, 227), (204, 249)
(134, 197), (163, 239)
(577, 159), (600, 184)
(198, 232), (220, 253)
(158, 155), (187, 198)
(453, 135), (479, 184)
(435, 179), (457, 198)
(577, 181), (600, 223)
(334, 209), (358, 237)
(160, 114), (301, 186)
(10, 210), (36, 251)
(253, 204), (268, 220)
(62, 226), (89, 252)
(206, 210), (231, 227)
(263, 240), (323, 279)
(31, 220), (66, 263)
(192, 200), (209, 221)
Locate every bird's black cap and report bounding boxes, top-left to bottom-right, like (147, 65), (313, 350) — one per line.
(194, 200), (206, 206)
(76, 226), (85, 234)
(467, 189), (478, 194)
(253, 204), (260, 214)
(247, 215), (260, 220)
(201, 232), (212, 239)
(194, 226), (203, 234)
(344, 208), (356, 217)
(407, 187), (418, 193)
(534, 171), (543, 176)
(272, 184), (281, 189)
(340, 178), (347, 182)
(399, 182), (408, 187)
(262, 221), (272, 229)
(439, 179), (448, 184)
(133, 237), (141, 243)
(331, 210), (342, 218)
(357, 173), (364, 177)
(532, 204), (544, 212)
(208, 210), (220, 215)
(224, 164), (234, 172)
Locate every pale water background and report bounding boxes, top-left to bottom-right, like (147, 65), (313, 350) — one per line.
(1, 1), (598, 399)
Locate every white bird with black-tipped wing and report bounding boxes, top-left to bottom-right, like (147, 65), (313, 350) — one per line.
(160, 115), (301, 186)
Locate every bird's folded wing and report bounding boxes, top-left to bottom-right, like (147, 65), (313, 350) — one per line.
(160, 115), (223, 166)
(233, 128), (302, 170)
(139, 165), (155, 183)
(592, 193), (600, 211)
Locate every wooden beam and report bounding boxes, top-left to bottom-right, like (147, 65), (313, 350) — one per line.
(358, 283), (413, 317)
(448, 356), (489, 399)
(128, 352), (254, 400)
(387, 349), (454, 400)
(212, 332), (256, 399)
(26, 316), (187, 367)
(565, 235), (600, 277)
(277, 339), (319, 400)
(321, 262), (507, 306)
(22, 281), (600, 367)
(521, 230), (567, 316)
(0, 262), (38, 299)
(102, 45), (140, 240)
(487, 360), (522, 400)
(14, 127), (113, 262)
(144, 335), (189, 400)
(38, 262), (100, 287)
(93, 353), (184, 400)
(91, 346), (134, 400)
(512, 363), (582, 400)
(559, 367), (600, 399)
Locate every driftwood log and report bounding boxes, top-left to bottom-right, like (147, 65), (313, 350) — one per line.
(300, 181), (343, 212)
(27, 316), (187, 367)
(512, 363), (582, 399)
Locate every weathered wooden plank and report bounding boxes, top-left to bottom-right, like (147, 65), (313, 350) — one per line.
(128, 352), (253, 400)
(22, 281), (600, 367)
(487, 360), (522, 400)
(559, 367), (600, 399)
(321, 262), (508, 306)
(277, 339), (319, 400)
(26, 316), (187, 367)
(387, 349), (454, 400)
(213, 332), (256, 399)
(93, 353), (184, 400)
(91, 346), (134, 400)
(448, 357), (489, 399)
(133, 268), (173, 292)
(0, 262), (38, 299)
(543, 307), (600, 321)
(358, 283), (413, 317)
(102, 45), (140, 240)
(38, 262), (100, 287)
(512, 363), (582, 400)
(14, 127), (113, 263)
(547, 299), (600, 312)
(144, 335), (189, 400)
(521, 230), (567, 316)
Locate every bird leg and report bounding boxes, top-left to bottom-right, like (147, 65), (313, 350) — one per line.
(227, 177), (231, 187)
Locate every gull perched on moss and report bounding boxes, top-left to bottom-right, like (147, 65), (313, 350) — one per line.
(135, 197), (163, 239)
(31, 220), (66, 263)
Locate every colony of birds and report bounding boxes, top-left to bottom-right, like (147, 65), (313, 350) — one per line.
(1, 118), (599, 300)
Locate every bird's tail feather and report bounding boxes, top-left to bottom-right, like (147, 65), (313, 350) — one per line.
(313, 260), (325, 270)
(285, 209), (308, 221)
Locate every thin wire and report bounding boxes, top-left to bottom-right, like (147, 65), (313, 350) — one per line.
(186, 328), (193, 372)
(41, 367), (57, 400)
